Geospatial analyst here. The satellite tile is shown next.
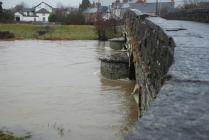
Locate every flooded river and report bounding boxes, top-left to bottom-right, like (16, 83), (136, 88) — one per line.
(0, 40), (138, 140)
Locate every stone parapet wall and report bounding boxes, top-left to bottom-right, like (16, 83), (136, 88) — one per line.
(125, 14), (209, 140)
(124, 10), (175, 116)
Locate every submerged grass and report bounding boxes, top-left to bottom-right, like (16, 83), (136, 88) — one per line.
(0, 24), (97, 40)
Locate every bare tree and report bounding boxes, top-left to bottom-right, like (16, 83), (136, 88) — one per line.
(183, 0), (209, 9)
(14, 2), (27, 12)
(56, 2), (65, 9)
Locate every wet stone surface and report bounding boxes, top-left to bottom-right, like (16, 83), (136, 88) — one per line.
(100, 52), (129, 80)
(126, 18), (209, 139)
(109, 37), (125, 50)
(126, 81), (209, 140)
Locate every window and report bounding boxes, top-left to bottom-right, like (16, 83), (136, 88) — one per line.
(43, 17), (45, 22)
(42, 13), (45, 16)
(27, 11), (29, 16)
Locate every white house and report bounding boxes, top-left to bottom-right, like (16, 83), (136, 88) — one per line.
(14, 2), (54, 22)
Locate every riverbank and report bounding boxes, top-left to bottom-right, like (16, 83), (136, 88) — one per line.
(0, 24), (97, 40)
(0, 132), (31, 140)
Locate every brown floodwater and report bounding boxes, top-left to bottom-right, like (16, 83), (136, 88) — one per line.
(0, 40), (138, 140)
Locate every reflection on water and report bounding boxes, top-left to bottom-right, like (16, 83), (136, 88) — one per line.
(0, 40), (138, 140)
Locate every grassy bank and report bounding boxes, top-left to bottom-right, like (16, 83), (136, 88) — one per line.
(0, 132), (31, 140)
(0, 24), (97, 40)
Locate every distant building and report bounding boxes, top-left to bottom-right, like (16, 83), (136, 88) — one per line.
(14, 2), (54, 22)
(111, 0), (175, 19)
(83, 8), (98, 24)
(121, 2), (175, 16)
(83, 1), (111, 24)
(111, 0), (123, 19)
(102, 6), (112, 20)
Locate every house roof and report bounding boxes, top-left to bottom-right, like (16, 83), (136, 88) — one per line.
(83, 8), (98, 14)
(15, 11), (24, 16)
(100, 6), (108, 13)
(121, 3), (130, 9)
(127, 2), (174, 13)
(15, 11), (38, 17)
(36, 8), (50, 13)
(129, 0), (138, 3)
(34, 2), (54, 9)
(22, 8), (35, 12)
(83, 6), (109, 14)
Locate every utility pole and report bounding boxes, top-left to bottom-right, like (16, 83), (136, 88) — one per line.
(156, 0), (159, 16)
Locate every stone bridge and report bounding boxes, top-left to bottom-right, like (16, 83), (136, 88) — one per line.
(122, 9), (209, 140)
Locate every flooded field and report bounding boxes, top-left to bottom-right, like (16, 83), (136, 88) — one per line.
(0, 40), (138, 140)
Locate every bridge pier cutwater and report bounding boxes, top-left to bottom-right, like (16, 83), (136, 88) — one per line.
(101, 9), (209, 140)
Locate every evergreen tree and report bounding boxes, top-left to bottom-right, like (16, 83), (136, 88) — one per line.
(3, 9), (14, 21)
(0, 2), (3, 20)
(79, 0), (91, 11)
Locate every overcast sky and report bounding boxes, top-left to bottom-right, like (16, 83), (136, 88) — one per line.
(2, 0), (206, 9)
(1, 0), (114, 8)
